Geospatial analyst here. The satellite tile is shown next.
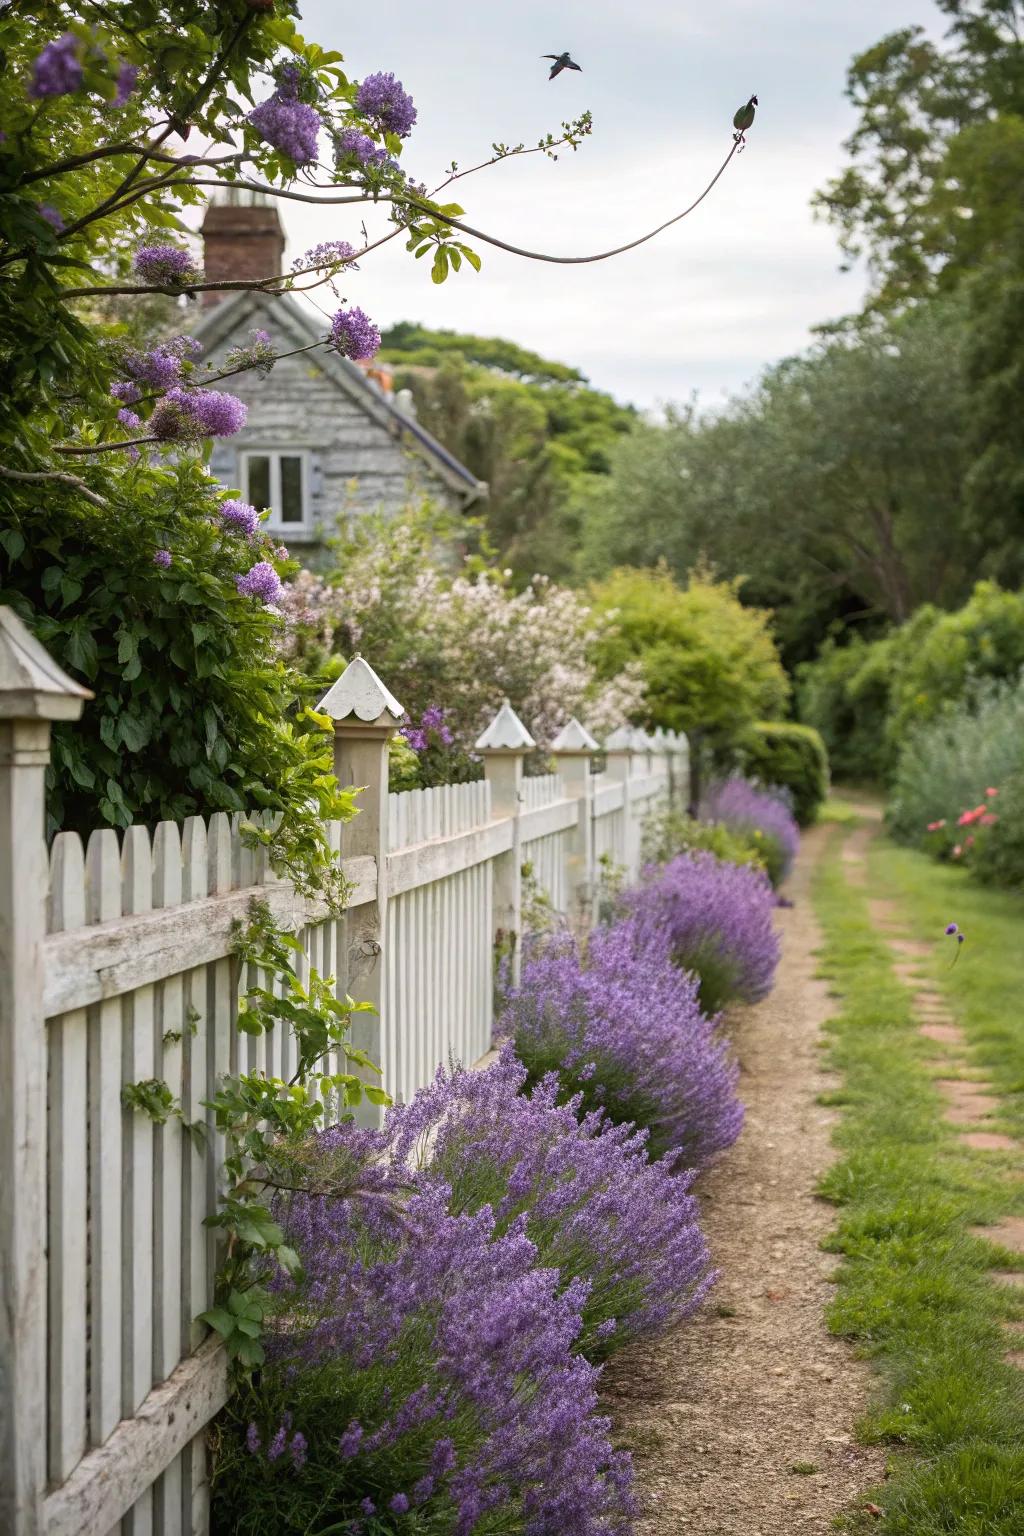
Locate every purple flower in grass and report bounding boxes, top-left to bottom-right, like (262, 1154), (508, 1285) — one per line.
(266, 1423), (287, 1461)
(30, 33), (83, 99)
(133, 245), (197, 287)
(245, 1422), (261, 1454)
(388, 1493), (410, 1514)
(249, 94), (321, 165)
(114, 61), (138, 107)
(355, 72), (417, 137)
(359, 1499), (377, 1516)
(945, 922), (959, 936)
(330, 306), (381, 362)
(338, 1421), (363, 1458)
(153, 549), (172, 568)
(289, 1431), (307, 1470)
(624, 850), (781, 1016)
(236, 561), (283, 604)
(218, 499), (261, 538)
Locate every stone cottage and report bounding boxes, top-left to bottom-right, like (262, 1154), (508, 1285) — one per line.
(192, 194), (484, 556)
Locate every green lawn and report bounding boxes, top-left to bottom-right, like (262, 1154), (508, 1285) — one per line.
(813, 813), (1024, 1533)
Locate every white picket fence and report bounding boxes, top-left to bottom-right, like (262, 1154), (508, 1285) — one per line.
(0, 615), (689, 1536)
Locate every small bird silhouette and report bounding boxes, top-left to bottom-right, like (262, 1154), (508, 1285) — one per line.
(732, 94), (758, 144)
(542, 52), (582, 80)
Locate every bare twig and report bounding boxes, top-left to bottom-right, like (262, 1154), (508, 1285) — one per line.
(0, 464), (108, 508)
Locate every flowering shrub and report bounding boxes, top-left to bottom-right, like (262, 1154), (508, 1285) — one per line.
(732, 720), (829, 825)
(390, 1048), (715, 1360)
(699, 775), (800, 887)
(498, 918), (743, 1165)
(641, 806), (766, 875)
(624, 851), (780, 1015)
(212, 1125), (636, 1535)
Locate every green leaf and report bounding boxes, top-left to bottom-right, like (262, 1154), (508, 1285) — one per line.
(431, 248), (450, 285)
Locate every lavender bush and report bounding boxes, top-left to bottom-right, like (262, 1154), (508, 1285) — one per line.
(212, 1125), (635, 1535)
(699, 775), (800, 886)
(498, 918), (743, 1165)
(625, 851), (780, 1015)
(390, 1048), (715, 1359)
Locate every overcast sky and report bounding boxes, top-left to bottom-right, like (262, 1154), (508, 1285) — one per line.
(279, 1), (942, 411)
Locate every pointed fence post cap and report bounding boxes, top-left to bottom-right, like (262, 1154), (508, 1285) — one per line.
(315, 654), (404, 725)
(631, 726), (654, 751)
(551, 716), (599, 754)
(475, 699), (535, 753)
(604, 724), (636, 753)
(0, 606), (92, 721)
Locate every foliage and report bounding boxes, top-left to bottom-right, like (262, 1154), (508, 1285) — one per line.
(640, 805), (767, 874)
(624, 850), (780, 1016)
(730, 722), (829, 827)
(378, 327), (637, 584)
(212, 1125), (637, 1535)
(970, 771), (1024, 889)
(498, 917), (743, 1166)
(281, 505), (646, 750)
(587, 565), (789, 744)
(796, 635), (897, 784)
(388, 1047), (714, 1362)
(699, 776), (800, 888)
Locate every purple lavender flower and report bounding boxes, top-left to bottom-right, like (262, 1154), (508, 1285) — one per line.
(355, 72), (418, 137)
(700, 775), (800, 886)
(218, 499), (261, 538)
(625, 849), (780, 1015)
(359, 1499), (377, 1517)
(150, 387), (247, 442)
(30, 33), (83, 99)
(153, 549), (172, 568)
(38, 204), (64, 232)
(499, 922), (743, 1167)
(338, 1421), (363, 1458)
(329, 306), (381, 362)
(945, 922), (959, 936)
(245, 1422), (261, 1454)
(236, 561), (283, 604)
(412, 1475), (435, 1503)
(266, 1424), (287, 1462)
(249, 94), (321, 165)
(113, 61), (139, 107)
(289, 1431), (308, 1470)
(133, 244), (197, 287)
(388, 1493), (410, 1514)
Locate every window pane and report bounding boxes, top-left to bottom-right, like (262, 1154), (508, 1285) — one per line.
(279, 456), (304, 524)
(246, 455), (271, 511)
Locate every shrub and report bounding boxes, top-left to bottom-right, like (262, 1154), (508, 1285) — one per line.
(498, 917), (743, 1165)
(625, 851), (780, 1015)
(732, 721), (829, 825)
(699, 776), (800, 887)
(641, 806), (766, 874)
(389, 1047), (715, 1361)
(971, 773), (1024, 888)
(212, 1125), (636, 1535)
(796, 634), (896, 784)
(886, 678), (1024, 848)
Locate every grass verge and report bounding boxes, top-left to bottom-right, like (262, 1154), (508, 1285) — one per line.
(813, 814), (1024, 1534)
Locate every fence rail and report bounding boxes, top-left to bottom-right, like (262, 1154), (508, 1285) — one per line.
(0, 619), (689, 1536)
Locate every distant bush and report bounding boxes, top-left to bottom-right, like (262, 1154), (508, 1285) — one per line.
(624, 850), (780, 1015)
(732, 721), (829, 825)
(797, 634), (898, 783)
(641, 805), (766, 873)
(971, 772), (1024, 889)
(699, 776), (800, 887)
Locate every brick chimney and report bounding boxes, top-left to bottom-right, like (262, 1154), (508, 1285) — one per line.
(199, 191), (285, 307)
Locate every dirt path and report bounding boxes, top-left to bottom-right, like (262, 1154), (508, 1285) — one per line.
(604, 825), (886, 1534)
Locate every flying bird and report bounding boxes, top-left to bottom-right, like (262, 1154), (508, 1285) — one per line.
(732, 94), (758, 144)
(543, 52), (582, 80)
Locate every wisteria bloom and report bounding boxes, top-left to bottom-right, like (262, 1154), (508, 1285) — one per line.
(625, 850), (781, 1015)
(236, 561), (283, 604)
(110, 380), (141, 405)
(292, 240), (358, 273)
(113, 61), (139, 107)
(117, 407), (141, 430)
(334, 127), (388, 168)
(218, 499), (261, 538)
(700, 775), (800, 886)
(249, 93), (321, 165)
(30, 33), (83, 99)
(225, 327), (275, 374)
(133, 244), (197, 287)
(118, 334), (202, 392)
(329, 305), (381, 361)
(37, 203), (64, 232)
(389, 1047), (716, 1357)
(355, 71), (418, 137)
(502, 917), (743, 1165)
(149, 386), (247, 442)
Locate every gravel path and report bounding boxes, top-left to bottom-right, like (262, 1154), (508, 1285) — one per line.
(603, 825), (886, 1534)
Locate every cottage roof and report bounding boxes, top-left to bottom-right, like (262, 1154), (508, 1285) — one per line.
(190, 291), (485, 504)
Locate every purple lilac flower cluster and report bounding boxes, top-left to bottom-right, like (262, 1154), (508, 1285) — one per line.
(499, 917), (743, 1165)
(401, 705), (454, 752)
(30, 33), (83, 98)
(389, 1047), (716, 1357)
(236, 561), (284, 605)
(220, 1124), (636, 1534)
(149, 386), (247, 442)
(333, 127), (389, 169)
(355, 71), (418, 137)
(249, 93), (321, 165)
(329, 306), (381, 362)
(133, 244), (197, 287)
(700, 775), (800, 886)
(625, 850), (780, 1016)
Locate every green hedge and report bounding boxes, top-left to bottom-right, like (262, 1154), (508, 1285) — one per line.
(734, 721), (830, 825)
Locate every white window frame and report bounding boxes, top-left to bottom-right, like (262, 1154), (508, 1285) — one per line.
(238, 448), (312, 532)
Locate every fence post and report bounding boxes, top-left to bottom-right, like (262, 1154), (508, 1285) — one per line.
(0, 609), (90, 1536)
(316, 656), (403, 1123)
(670, 730), (691, 809)
(476, 701), (535, 988)
(551, 716), (599, 930)
(604, 725), (638, 879)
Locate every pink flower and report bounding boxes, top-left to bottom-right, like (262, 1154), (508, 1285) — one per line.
(980, 813), (999, 826)
(952, 844), (962, 858)
(965, 835), (975, 849)
(985, 786), (998, 797)
(926, 819), (946, 832)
